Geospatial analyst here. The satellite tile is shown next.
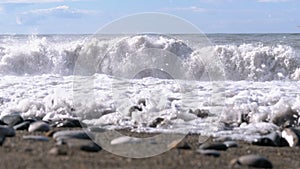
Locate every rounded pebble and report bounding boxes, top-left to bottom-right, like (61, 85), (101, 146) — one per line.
(231, 154), (273, 168)
(1, 114), (23, 127)
(53, 130), (91, 140)
(23, 135), (49, 142)
(197, 149), (220, 157)
(199, 143), (228, 151)
(28, 121), (51, 132)
(0, 125), (16, 137)
(224, 141), (238, 148)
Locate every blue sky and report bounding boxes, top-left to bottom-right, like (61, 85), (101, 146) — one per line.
(0, 0), (299, 34)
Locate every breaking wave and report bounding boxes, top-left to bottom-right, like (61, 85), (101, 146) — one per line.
(0, 34), (299, 81)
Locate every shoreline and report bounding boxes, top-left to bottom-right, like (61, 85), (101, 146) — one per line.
(1, 128), (300, 169)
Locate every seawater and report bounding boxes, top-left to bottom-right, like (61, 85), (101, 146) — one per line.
(0, 33), (300, 141)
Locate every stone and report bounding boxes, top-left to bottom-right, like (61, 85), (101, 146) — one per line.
(1, 114), (24, 127)
(230, 154), (273, 168)
(28, 121), (51, 132)
(199, 143), (228, 151)
(48, 146), (68, 156)
(282, 128), (300, 147)
(66, 139), (101, 152)
(110, 136), (142, 145)
(23, 135), (49, 142)
(54, 119), (82, 128)
(0, 135), (5, 146)
(13, 121), (30, 130)
(197, 149), (220, 157)
(253, 131), (289, 147)
(0, 125), (16, 137)
(191, 109), (210, 118)
(224, 141), (238, 148)
(148, 117), (165, 128)
(53, 130), (92, 141)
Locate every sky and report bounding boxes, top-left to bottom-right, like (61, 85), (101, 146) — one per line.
(0, 0), (299, 34)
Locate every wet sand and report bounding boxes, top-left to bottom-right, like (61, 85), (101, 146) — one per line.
(1, 129), (299, 169)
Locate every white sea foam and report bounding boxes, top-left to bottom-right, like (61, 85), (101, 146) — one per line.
(0, 34), (300, 141)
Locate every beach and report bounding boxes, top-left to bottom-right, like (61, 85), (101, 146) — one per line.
(1, 128), (300, 169)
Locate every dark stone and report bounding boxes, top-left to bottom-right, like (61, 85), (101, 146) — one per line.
(199, 143), (228, 151)
(53, 130), (92, 140)
(191, 109), (210, 118)
(0, 126), (16, 137)
(231, 154), (273, 168)
(80, 142), (102, 152)
(224, 141), (238, 148)
(149, 117), (165, 128)
(28, 121), (51, 132)
(197, 149), (220, 157)
(54, 119), (82, 128)
(13, 121), (30, 130)
(0, 135), (5, 146)
(1, 114), (24, 127)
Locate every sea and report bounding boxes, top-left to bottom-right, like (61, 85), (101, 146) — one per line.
(0, 33), (300, 142)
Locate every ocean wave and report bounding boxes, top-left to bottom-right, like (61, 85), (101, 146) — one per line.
(0, 35), (299, 81)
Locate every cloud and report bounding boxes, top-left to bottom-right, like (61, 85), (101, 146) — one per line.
(0, 0), (75, 3)
(0, 6), (3, 13)
(163, 6), (208, 13)
(257, 0), (291, 2)
(16, 5), (98, 25)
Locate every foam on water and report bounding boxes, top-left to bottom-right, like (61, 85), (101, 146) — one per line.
(0, 34), (300, 141)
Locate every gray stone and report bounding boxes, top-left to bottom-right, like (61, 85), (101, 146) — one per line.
(199, 143), (228, 151)
(110, 136), (142, 145)
(224, 141), (238, 148)
(282, 128), (300, 147)
(0, 125), (16, 137)
(28, 121), (51, 132)
(23, 135), (49, 142)
(230, 154), (273, 168)
(197, 149), (220, 157)
(13, 121), (30, 130)
(66, 139), (101, 152)
(48, 146), (68, 156)
(53, 130), (92, 141)
(1, 114), (23, 127)
(252, 131), (283, 147)
(53, 119), (82, 128)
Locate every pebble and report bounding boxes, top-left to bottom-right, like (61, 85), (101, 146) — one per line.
(28, 121), (51, 132)
(230, 154), (273, 168)
(53, 119), (82, 128)
(1, 114), (24, 127)
(282, 128), (300, 147)
(197, 149), (220, 157)
(53, 130), (91, 141)
(0, 135), (5, 146)
(224, 141), (238, 148)
(48, 146), (68, 156)
(110, 136), (142, 145)
(23, 135), (49, 142)
(191, 109), (210, 118)
(252, 132), (281, 147)
(65, 139), (101, 152)
(148, 117), (165, 128)
(13, 121), (31, 130)
(0, 125), (16, 137)
(199, 143), (228, 151)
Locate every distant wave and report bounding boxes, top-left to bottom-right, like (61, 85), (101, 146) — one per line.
(0, 35), (299, 81)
